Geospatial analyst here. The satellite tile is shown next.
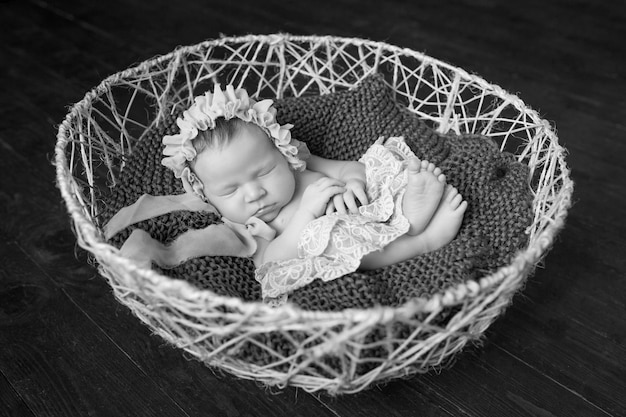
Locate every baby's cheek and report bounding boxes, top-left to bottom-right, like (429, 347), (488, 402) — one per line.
(275, 172), (297, 200)
(228, 202), (249, 222)
(207, 197), (233, 220)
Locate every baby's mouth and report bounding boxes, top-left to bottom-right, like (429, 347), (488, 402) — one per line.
(255, 204), (275, 217)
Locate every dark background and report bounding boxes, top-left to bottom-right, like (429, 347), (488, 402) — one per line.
(1, 1), (624, 416)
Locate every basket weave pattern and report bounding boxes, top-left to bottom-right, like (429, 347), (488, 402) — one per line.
(55, 34), (572, 394)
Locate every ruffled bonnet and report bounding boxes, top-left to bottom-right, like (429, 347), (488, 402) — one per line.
(161, 84), (306, 202)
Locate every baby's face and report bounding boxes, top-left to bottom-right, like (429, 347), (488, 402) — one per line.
(194, 124), (296, 224)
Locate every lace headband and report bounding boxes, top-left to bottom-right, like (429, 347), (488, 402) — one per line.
(161, 84), (306, 201)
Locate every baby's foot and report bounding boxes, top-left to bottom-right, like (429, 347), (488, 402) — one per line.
(418, 159), (446, 183)
(403, 158), (446, 235)
(418, 184), (468, 251)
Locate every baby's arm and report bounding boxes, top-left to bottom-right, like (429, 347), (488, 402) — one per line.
(307, 154), (365, 185)
(306, 155), (368, 214)
(253, 177), (345, 266)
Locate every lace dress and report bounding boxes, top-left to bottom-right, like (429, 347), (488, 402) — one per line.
(253, 136), (414, 305)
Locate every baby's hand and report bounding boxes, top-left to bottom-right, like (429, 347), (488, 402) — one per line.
(301, 177), (346, 218)
(326, 178), (368, 215)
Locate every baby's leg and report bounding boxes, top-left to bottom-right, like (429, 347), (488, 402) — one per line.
(403, 158), (446, 236)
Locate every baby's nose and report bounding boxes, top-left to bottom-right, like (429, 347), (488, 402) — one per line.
(244, 183), (266, 202)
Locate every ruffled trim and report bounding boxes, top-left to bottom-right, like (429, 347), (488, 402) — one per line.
(161, 84), (306, 201)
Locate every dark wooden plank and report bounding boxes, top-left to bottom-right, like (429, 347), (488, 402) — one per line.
(316, 343), (617, 417)
(0, 237), (193, 417)
(488, 231), (626, 416)
(0, 373), (36, 417)
(0, 1), (153, 85)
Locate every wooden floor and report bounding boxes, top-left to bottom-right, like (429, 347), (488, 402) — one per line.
(1, 1), (625, 416)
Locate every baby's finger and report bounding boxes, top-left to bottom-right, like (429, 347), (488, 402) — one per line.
(320, 185), (346, 202)
(333, 194), (348, 215)
(326, 200), (336, 215)
(352, 186), (369, 206)
(343, 191), (360, 213)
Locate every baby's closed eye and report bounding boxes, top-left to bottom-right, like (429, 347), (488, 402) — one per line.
(217, 186), (237, 197)
(258, 165), (276, 177)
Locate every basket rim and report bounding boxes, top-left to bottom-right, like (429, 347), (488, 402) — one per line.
(54, 32), (574, 323)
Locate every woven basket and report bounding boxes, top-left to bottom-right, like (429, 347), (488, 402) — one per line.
(55, 34), (572, 394)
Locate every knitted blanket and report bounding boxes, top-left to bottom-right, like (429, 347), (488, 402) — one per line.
(100, 74), (532, 312)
